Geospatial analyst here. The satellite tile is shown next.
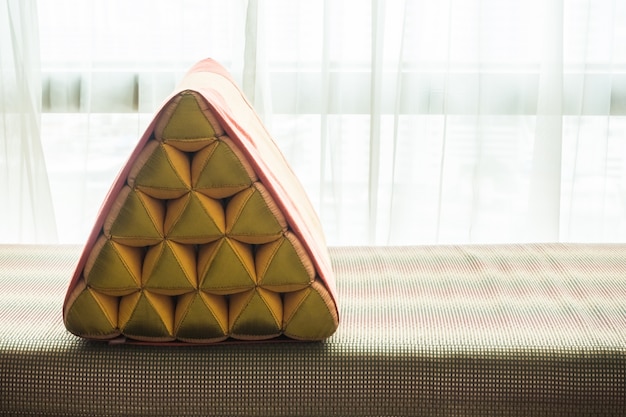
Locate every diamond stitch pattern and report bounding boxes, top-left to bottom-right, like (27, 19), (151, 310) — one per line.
(63, 59), (339, 343)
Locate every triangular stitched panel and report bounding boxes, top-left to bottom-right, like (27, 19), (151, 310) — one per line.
(63, 281), (120, 339)
(128, 141), (191, 200)
(192, 138), (257, 199)
(103, 186), (165, 247)
(175, 291), (228, 343)
(283, 281), (338, 341)
(154, 92), (222, 152)
(229, 288), (282, 340)
(255, 232), (314, 292)
(197, 238), (256, 295)
(84, 236), (142, 296)
(63, 58), (339, 344)
(164, 191), (224, 244)
(225, 183), (287, 244)
(119, 291), (175, 342)
(142, 240), (197, 295)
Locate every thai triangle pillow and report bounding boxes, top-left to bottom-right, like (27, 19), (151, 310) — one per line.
(63, 59), (339, 344)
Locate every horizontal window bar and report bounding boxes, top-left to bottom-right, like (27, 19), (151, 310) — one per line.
(41, 70), (626, 115)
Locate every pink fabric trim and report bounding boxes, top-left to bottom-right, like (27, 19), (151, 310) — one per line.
(64, 59), (338, 325)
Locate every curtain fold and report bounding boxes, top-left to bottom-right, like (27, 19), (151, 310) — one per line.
(0, 0), (57, 243)
(527, 0), (564, 241)
(367, 0), (384, 244)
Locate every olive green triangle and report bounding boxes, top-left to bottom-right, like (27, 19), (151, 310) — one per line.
(229, 289), (282, 337)
(175, 292), (228, 341)
(120, 292), (174, 339)
(162, 93), (216, 140)
(283, 285), (338, 341)
(85, 239), (142, 296)
(132, 143), (191, 198)
(257, 237), (313, 291)
(193, 140), (254, 197)
(106, 188), (164, 245)
(198, 239), (256, 294)
(226, 186), (285, 243)
(65, 287), (119, 338)
(142, 241), (196, 295)
(165, 192), (224, 243)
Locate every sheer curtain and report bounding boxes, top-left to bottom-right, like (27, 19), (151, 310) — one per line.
(19, 0), (626, 245)
(0, 0), (57, 243)
(247, 0), (626, 245)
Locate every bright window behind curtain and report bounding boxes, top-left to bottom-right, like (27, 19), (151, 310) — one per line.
(35, 0), (626, 245)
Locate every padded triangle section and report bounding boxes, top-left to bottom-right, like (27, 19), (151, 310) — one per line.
(142, 240), (197, 295)
(197, 238), (256, 294)
(175, 291), (228, 343)
(192, 138), (257, 199)
(283, 280), (339, 341)
(104, 186), (165, 247)
(229, 288), (282, 340)
(64, 282), (120, 339)
(164, 191), (224, 244)
(226, 183), (287, 244)
(128, 141), (191, 199)
(84, 236), (142, 296)
(119, 291), (175, 342)
(155, 92), (222, 152)
(255, 232), (315, 292)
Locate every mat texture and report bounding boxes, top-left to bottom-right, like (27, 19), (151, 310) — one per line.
(1, 244), (625, 416)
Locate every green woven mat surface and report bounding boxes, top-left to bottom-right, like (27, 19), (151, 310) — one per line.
(1, 244), (625, 416)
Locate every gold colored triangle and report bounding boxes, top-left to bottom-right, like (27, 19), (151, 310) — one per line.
(64, 282), (119, 339)
(256, 232), (314, 292)
(229, 288), (282, 339)
(128, 141), (191, 200)
(192, 138), (257, 199)
(103, 186), (164, 247)
(226, 183), (287, 244)
(197, 238), (256, 294)
(164, 191), (224, 244)
(119, 291), (175, 341)
(155, 92), (219, 152)
(175, 291), (228, 342)
(142, 240), (197, 295)
(84, 236), (142, 296)
(283, 280), (339, 340)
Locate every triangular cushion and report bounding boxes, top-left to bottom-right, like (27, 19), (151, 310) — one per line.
(154, 92), (223, 151)
(255, 232), (314, 292)
(197, 237), (256, 295)
(64, 281), (120, 340)
(142, 240), (197, 295)
(229, 288), (282, 340)
(175, 291), (228, 343)
(225, 183), (288, 244)
(84, 236), (143, 296)
(192, 137), (257, 199)
(283, 281), (339, 340)
(128, 141), (191, 200)
(164, 191), (224, 244)
(119, 291), (175, 342)
(103, 186), (164, 247)
(63, 58), (339, 344)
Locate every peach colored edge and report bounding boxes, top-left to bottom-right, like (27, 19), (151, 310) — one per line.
(63, 59), (339, 333)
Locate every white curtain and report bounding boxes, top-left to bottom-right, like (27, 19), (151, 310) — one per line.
(0, 0), (57, 243)
(13, 0), (626, 245)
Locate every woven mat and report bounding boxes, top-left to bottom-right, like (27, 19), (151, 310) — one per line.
(1, 244), (625, 416)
